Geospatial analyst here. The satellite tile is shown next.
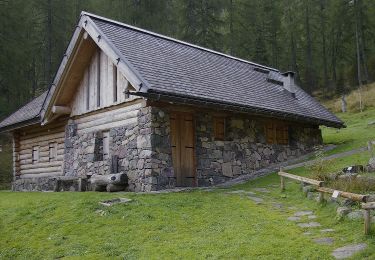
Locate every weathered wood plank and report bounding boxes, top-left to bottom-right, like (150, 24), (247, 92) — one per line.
(278, 171), (324, 187)
(317, 187), (368, 202)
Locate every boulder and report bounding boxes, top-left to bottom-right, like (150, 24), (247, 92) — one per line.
(336, 206), (351, 218)
(347, 210), (364, 220)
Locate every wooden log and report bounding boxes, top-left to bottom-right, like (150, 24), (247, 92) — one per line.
(19, 172), (62, 179)
(364, 209), (371, 235)
(106, 183), (126, 192)
(20, 161), (62, 170)
(52, 105), (71, 115)
(20, 166), (62, 175)
(362, 202), (375, 210)
(316, 187), (368, 202)
(318, 191), (325, 203)
(280, 168), (285, 191)
(90, 173), (128, 186)
(278, 171), (324, 187)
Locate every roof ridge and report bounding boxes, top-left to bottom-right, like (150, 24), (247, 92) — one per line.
(81, 11), (279, 73)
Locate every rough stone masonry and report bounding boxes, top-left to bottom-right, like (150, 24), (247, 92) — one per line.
(13, 105), (322, 192)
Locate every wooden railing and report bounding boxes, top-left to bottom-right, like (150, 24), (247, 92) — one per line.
(278, 167), (371, 234)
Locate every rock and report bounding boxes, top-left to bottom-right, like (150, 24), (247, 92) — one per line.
(287, 216), (301, 222)
(340, 198), (355, 207)
(347, 210), (364, 220)
(253, 187), (270, 193)
(331, 243), (367, 259)
(248, 196), (263, 204)
(303, 185), (316, 194)
(308, 215), (317, 219)
(297, 222), (321, 228)
(307, 192), (317, 200)
(272, 203), (283, 209)
(222, 162), (233, 177)
(321, 229), (335, 233)
(367, 195), (375, 202)
(336, 207), (351, 218)
(303, 232), (312, 236)
(313, 237), (334, 245)
(294, 211), (314, 217)
(99, 198), (132, 207)
(227, 190), (246, 194)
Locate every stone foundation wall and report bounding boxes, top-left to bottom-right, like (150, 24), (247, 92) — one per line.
(195, 113), (322, 186)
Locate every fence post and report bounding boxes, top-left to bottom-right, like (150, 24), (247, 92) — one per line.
(280, 167), (285, 191)
(364, 209), (371, 235)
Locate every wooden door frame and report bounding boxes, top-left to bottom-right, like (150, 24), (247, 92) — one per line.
(170, 111), (197, 187)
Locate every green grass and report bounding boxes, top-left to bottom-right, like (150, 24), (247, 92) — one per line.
(321, 107), (375, 154)
(1, 174), (374, 259)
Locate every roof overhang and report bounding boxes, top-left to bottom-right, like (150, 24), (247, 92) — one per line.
(132, 90), (346, 129)
(0, 117), (40, 134)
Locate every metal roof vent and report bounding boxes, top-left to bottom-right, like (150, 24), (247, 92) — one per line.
(282, 71), (296, 98)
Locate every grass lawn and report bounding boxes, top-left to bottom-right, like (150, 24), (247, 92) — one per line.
(0, 172), (374, 259)
(1, 102), (375, 259)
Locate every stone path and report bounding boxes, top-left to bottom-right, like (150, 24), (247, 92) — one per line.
(313, 237), (334, 245)
(331, 244), (367, 259)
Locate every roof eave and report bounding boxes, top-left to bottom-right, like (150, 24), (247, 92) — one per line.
(0, 116), (41, 134)
(133, 90), (345, 129)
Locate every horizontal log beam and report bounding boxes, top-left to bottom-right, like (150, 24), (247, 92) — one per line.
(52, 105), (71, 115)
(316, 187), (368, 202)
(278, 171), (324, 187)
(362, 202), (375, 210)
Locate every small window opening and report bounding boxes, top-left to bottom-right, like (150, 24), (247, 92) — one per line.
(32, 146), (40, 164)
(49, 142), (57, 162)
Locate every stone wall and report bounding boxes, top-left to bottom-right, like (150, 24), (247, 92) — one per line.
(195, 113), (322, 186)
(62, 106), (173, 192)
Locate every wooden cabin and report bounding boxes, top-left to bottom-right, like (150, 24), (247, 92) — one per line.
(0, 12), (344, 192)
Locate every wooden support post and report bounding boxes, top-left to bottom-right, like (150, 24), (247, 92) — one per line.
(364, 209), (371, 235)
(78, 178), (82, 192)
(280, 167), (285, 191)
(318, 191), (325, 203)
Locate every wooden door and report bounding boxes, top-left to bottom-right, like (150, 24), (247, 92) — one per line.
(170, 112), (195, 186)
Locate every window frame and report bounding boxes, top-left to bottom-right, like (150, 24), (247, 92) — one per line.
(265, 121), (289, 145)
(49, 142), (57, 162)
(32, 146), (40, 164)
(213, 117), (226, 141)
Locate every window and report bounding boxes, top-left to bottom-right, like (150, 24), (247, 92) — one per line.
(214, 117), (225, 141)
(103, 131), (110, 160)
(49, 142), (57, 162)
(32, 146), (40, 164)
(113, 64), (118, 102)
(265, 122), (289, 145)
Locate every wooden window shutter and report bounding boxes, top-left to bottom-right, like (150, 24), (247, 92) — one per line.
(214, 117), (225, 141)
(265, 122), (275, 144)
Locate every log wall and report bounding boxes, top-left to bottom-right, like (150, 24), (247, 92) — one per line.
(16, 119), (67, 179)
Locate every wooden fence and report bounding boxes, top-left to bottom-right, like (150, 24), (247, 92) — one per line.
(278, 167), (371, 235)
